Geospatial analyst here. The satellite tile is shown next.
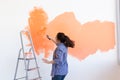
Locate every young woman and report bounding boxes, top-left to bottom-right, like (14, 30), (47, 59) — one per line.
(42, 32), (75, 80)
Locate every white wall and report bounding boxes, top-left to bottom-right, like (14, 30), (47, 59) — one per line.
(0, 0), (120, 80)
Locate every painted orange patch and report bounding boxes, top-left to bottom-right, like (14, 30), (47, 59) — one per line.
(26, 7), (54, 58)
(26, 8), (115, 60)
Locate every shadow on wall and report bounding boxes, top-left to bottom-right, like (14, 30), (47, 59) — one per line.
(25, 7), (115, 61)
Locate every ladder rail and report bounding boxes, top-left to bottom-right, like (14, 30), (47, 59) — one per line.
(26, 31), (41, 79)
(26, 47), (32, 74)
(20, 31), (29, 80)
(14, 48), (22, 80)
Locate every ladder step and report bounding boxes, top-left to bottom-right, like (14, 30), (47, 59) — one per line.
(24, 52), (32, 55)
(30, 77), (41, 80)
(18, 58), (35, 60)
(15, 76), (26, 80)
(26, 43), (32, 46)
(26, 67), (39, 71)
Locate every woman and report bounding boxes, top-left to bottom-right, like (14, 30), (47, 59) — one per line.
(42, 32), (75, 80)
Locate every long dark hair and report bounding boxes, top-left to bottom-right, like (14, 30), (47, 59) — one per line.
(56, 32), (75, 48)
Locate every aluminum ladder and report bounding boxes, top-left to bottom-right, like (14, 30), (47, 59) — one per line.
(14, 30), (41, 80)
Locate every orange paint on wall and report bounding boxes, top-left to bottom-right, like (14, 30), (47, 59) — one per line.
(26, 8), (115, 60)
(26, 7), (54, 58)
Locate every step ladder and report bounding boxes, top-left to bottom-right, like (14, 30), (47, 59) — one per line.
(14, 30), (42, 80)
